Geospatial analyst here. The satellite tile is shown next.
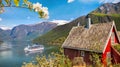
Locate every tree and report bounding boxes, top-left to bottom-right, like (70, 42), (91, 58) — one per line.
(0, 0), (49, 19)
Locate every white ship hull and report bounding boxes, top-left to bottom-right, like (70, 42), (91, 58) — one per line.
(24, 44), (44, 53)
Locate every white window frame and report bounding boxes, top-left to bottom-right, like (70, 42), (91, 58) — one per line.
(81, 51), (85, 57)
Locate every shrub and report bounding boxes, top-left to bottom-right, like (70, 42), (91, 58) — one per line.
(22, 49), (72, 67)
(112, 64), (120, 67)
(72, 57), (86, 66)
(90, 53), (103, 67)
(113, 44), (120, 53)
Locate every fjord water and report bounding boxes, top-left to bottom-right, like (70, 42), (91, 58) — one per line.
(0, 41), (59, 67)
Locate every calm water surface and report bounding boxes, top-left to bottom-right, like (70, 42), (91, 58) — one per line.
(0, 41), (59, 67)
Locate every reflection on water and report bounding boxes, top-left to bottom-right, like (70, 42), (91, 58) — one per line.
(0, 50), (13, 59)
(0, 41), (59, 67)
(0, 42), (12, 51)
(25, 50), (43, 56)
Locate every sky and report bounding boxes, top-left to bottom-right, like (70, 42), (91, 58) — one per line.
(0, 0), (120, 30)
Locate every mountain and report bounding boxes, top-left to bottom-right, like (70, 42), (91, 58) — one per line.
(0, 22), (58, 41)
(9, 22), (58, 41)
(92, 2), (120, 14)
(0, 28), (11, 41)
(33, 2), (120, 45)
(0, 28), (3, 42)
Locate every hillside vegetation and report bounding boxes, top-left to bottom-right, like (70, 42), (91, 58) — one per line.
(33, 13), (120, 45)
(88, 13), (120, 30)
(33, 16), (86, 45)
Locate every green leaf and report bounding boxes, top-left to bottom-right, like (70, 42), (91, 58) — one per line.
(38, 11), (44, 18)
(0, 3), (4, 7)
(5, 0), (10, 6)
(23, 0), (27, 3)
(13, 0), (19, 6)
(0, 0), (2, 4)
(28, 4), (33, 11)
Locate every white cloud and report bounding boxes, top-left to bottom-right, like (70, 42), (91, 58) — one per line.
(68, 0), (75, 3)
(0, 25), (12, 30)
(51, 20), (69, 25)
(0, 18), (2, 22)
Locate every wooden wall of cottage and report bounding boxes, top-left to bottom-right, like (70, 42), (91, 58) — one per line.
(64, 48), (93, 65)
(111, 46), (120, 64)
(111, 26), (120, 64)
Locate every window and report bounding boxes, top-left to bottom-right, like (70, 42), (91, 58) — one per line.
(81, 51), (85, 57)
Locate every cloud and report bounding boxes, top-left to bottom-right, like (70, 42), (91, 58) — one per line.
(0, 18), (2, 22)
(51, 20), (69, 25)
(0, 25), (12, 30)
(68, 0), (75, 3)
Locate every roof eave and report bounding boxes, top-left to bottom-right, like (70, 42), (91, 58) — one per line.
(63, 46), (103, 53)
(102, 22), (113, 53)
(102, 21), (120, 53)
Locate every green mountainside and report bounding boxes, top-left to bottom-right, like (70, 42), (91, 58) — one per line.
(33, 3), (120, 45)
(33, 16), (86, 45)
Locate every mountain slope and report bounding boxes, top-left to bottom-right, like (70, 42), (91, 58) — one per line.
(92, 2), (120, 14)
(33, 2), (120, 45)
(33, 16), (86, 45)
(0, 28), (11, 41)
(10, 22), (57, 41)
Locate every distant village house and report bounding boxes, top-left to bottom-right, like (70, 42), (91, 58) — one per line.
(62, 18), (120, 66)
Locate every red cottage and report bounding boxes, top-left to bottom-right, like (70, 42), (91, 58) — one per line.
(62, 19), (120, 66)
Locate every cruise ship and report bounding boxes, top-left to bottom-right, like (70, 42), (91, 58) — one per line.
(24, 44), (44, 52)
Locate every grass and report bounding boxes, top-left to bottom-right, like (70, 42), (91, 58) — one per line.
(113, 44), (120, 53)
(90, 13), (120, 31)
(91, 13), (108, 17)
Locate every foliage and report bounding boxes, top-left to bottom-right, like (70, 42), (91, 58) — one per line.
(48, 37), (66, 45)
(33, 24), (71, 45)
(14, 0), (20, 6)
(22, 49), (72, 67)
(113, 44), (120, 53)
(110, 14), (120, 31)
(112, 64), (120, 67)
(91, 13), (108, 17)
(72, 57), (86, 66)
(90, 13), (120, 31)
(32, 16), (85, 45)
(22, 48), (120, 67)
(0, 0), (49, 19)
(90, 53), (103, 67)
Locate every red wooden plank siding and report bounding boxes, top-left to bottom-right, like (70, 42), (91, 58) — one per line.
(111, 46), (120, 64)
(102, 38), (111, 65)
(64, 48), (79, 60)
